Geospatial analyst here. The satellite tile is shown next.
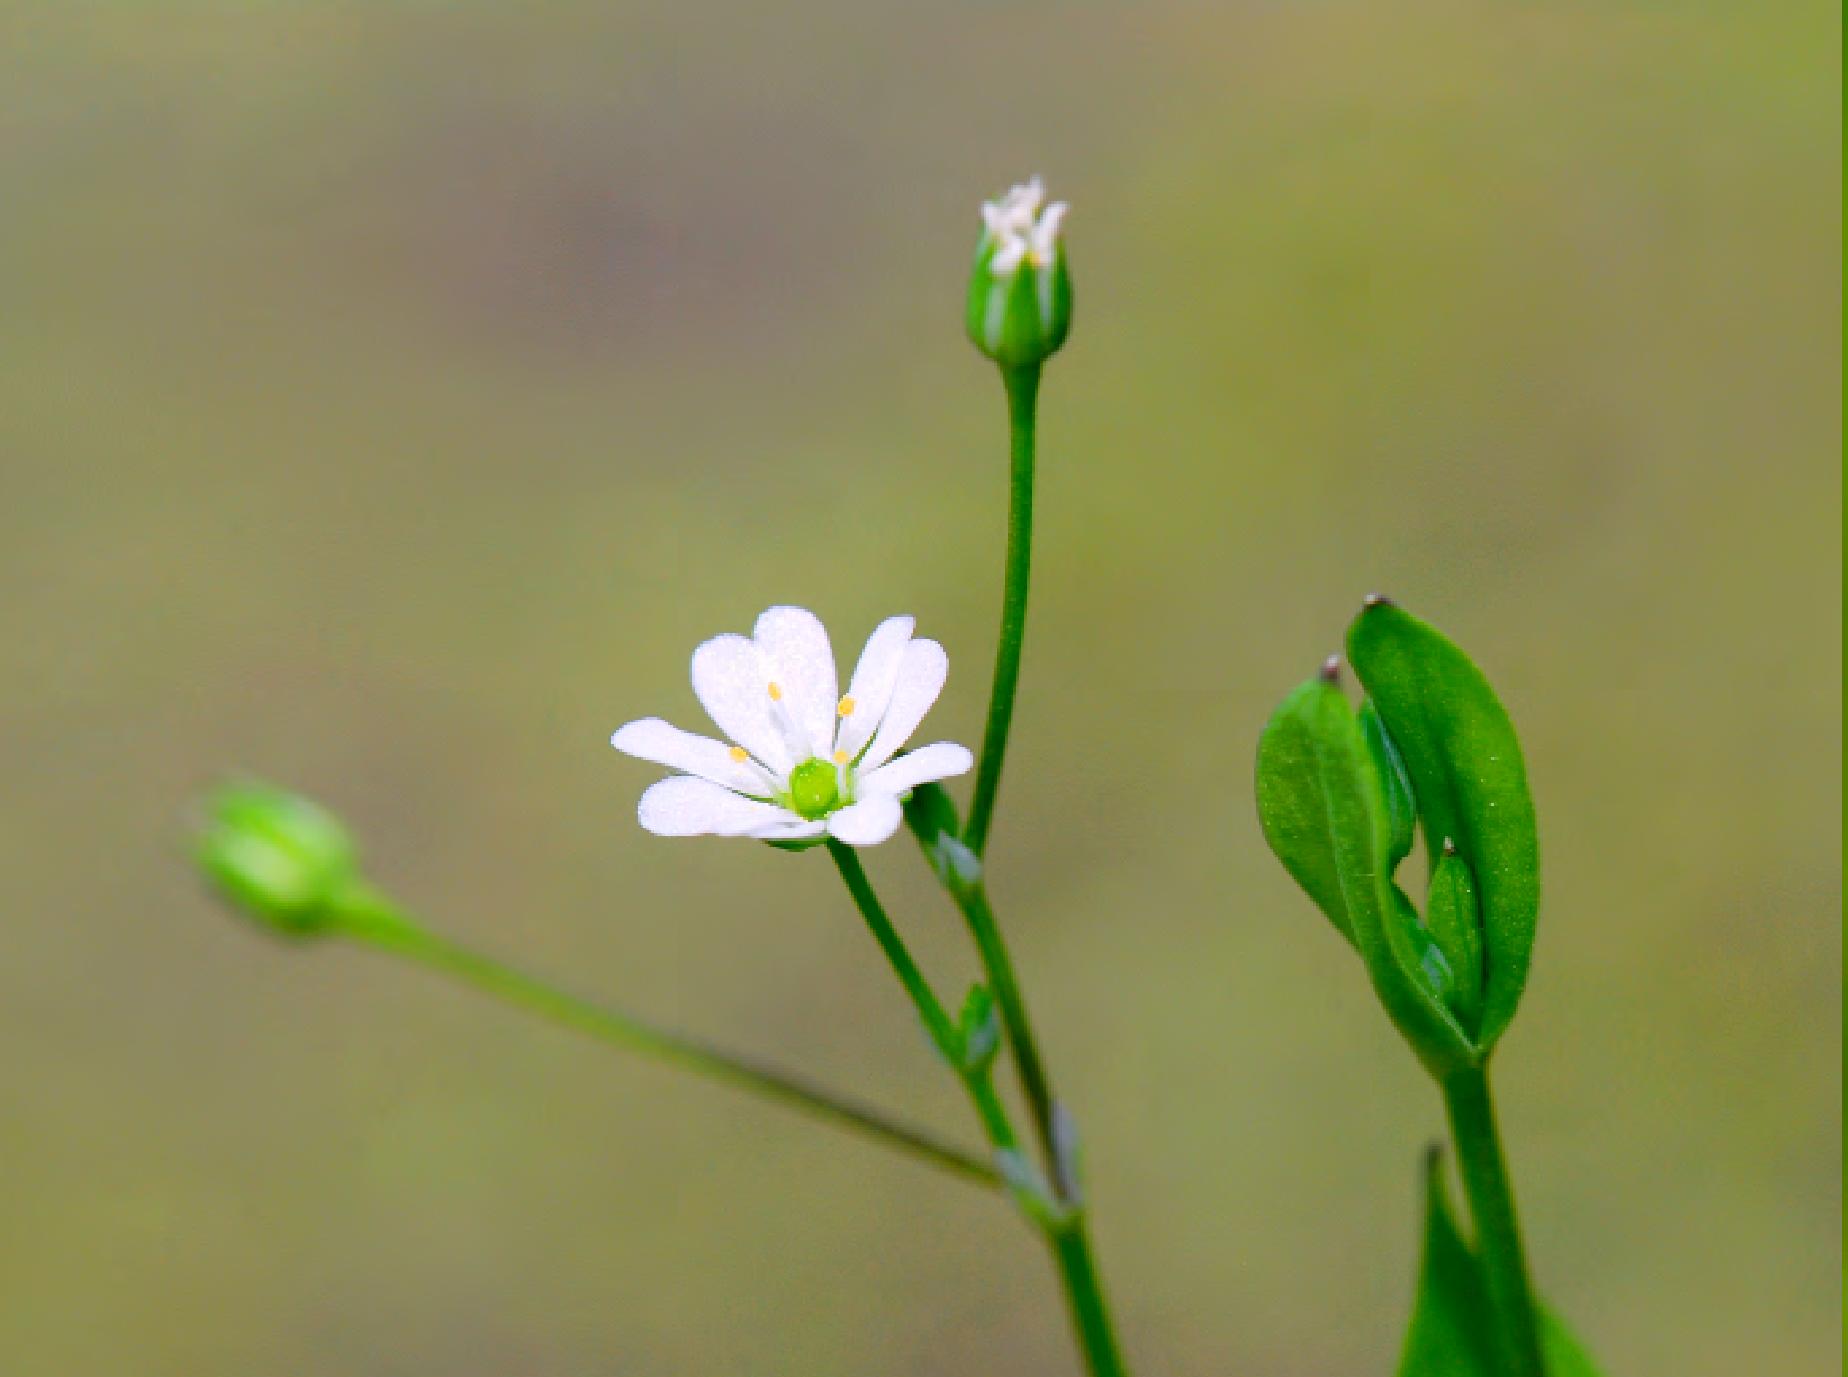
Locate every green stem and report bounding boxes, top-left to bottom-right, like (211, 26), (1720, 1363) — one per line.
(828, 848), (1129, 1377)
(1048, 1220), (1130, 1377)
(827, 840), (960, 1057)
(964, 362), (1042, 857)
(953, 881), (1064, 1194)
(1442, 1066), (1545, 1377)
(336, 899), (999, 1188)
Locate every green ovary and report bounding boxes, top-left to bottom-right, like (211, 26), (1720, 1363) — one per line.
(787, 758), (844, 820)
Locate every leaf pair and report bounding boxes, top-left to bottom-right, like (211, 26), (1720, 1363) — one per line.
(1400, 1150), (1603, 1377)
(1255, 601), (1539, 1074)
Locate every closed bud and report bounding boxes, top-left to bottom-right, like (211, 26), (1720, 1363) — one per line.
(196, 783), (359, 937)
(966, 177), (1072, 368)
(1425, 841), (1486, 1030)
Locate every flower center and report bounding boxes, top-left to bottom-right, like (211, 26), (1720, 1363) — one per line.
(787, 758), (843, 820)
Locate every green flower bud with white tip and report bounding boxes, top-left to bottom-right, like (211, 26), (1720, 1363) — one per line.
(967, 177), (1072, 369)
(196, 782), (362, 938)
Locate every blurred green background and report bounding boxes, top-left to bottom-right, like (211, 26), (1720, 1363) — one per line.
(2, 2), (1839, 1373)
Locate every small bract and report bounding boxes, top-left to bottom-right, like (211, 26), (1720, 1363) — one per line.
(612, 606), (973, 848)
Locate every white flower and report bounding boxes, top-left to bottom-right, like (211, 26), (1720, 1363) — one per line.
(611, 606), (974, 848)
(980, 176), (1069, 277)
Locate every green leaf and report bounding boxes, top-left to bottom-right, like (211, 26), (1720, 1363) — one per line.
(1539, 1313), (1606, 1377)
(1426, 844), (1486, 1031)
(1360, 698), (1417, 866)
(1399, 1149), (1499, 1376)
(1400, 1149), (1606, 1377)
(1347, 601), (1539, 1052)
(1255, 676), (1358, 947)
(1255, 676), (1473, 1076)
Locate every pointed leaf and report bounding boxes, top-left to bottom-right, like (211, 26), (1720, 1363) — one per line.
(1256, 677), (1473, 1076)
(1400, 1149), (1607, 1377)
(1399, 1149), (1500, 1376)
(1256, 678), (1358, 946)
(1347, 602), (1539, 1051)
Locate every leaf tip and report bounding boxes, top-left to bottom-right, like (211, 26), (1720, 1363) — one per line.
(1363, 591), (1396, 609)
(1319, 654), (1342, 683)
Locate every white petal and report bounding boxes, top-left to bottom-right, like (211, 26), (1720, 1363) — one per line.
(858, 638), (949, 773)
(835, 615), (914, 762)
(989, 237), (1028, 276)
(1033, 202), (1069, 256)
(611, 718), (774, 795)
(690, 634), (792, 773)
(753, 605), (837, 759)
(636, 776), (796, 838)
(856, 742), (974, 798)
(749, 818), (827, 842)
(825, 794), (903, 847)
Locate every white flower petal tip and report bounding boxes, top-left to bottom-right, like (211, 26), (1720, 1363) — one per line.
(857, 742), (975, 799)
(613, 608), (970, 850)
(980, 178), (1066, 274)
(826, 795), (904, 847)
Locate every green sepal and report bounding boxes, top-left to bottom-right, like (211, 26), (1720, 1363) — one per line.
(1399, 1149), (1605, 1377)
(1427, 844), (1486, 1031)
(903, 780), (983, 893)
(966, 241), (1072, 369)
(1255, 676), (1474, 1076)
(1347, 601), (1539, 1052)
(763, 835), (828, 853)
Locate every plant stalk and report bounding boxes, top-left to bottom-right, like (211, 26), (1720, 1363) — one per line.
(952, 880), (1063, 1192)
(964, 362), (1042, 857)
(340, 905), (999, 1187)
(828, 847), (1128, 1377)
(1442, 1066), (1545, 1377)
(1048, 1218), (1130, 1377)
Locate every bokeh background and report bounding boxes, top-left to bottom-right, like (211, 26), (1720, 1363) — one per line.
(3, 2), (1839, 1374)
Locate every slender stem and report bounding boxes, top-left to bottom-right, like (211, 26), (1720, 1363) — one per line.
(340, 907), (999, 1188)
(964, 362), (1042, 857)
(827, 840), (960, 1056)
(1442, 1066), (1545, 1377)
(966, 1063), (1021, 1152)
(1048, 1220), (1129, 1377)
(829, 849), (1129, 1377)
(953, 881), (1065, 1194)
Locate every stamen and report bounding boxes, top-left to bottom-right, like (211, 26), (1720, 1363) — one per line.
(832, 749), (849, 765)
(728, 746), (749, 763)
(767, 682), (783, 701)
(837, 696), (856, 717)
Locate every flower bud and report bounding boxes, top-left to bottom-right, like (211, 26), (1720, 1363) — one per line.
(196, 783), (359, 937)
(966, 177), (1072, 368)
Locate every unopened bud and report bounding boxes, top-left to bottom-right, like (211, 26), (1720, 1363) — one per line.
(966, 177), (1073, 368)
(196, 783), (359, 937)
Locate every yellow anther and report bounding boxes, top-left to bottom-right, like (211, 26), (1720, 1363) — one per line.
(728, 746), (748, 763)
(832, 749), (849, 765)
(837, 696), (856, 717)
(767, 681), (783, 701)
